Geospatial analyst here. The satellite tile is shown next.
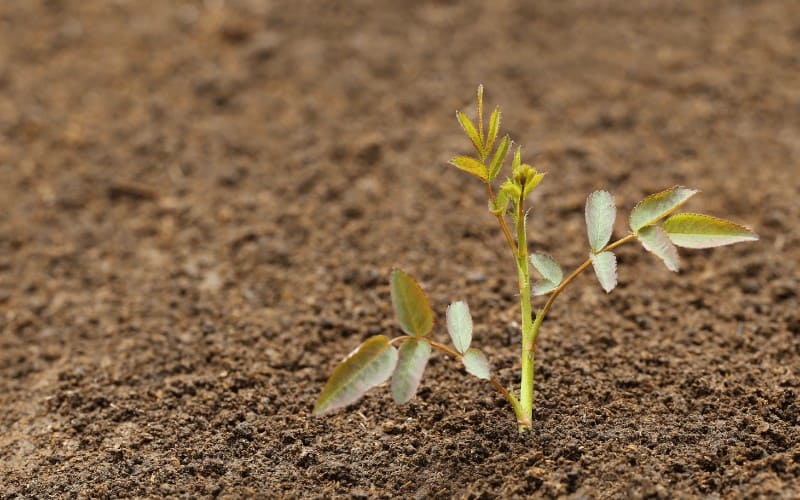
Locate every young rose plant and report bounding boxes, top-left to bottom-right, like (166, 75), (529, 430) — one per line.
(313, 86), (758, 431)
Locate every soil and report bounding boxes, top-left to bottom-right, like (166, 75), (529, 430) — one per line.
(1, 0), (799, 497)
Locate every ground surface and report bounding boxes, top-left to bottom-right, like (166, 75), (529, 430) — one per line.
(1, 0), (799, 497)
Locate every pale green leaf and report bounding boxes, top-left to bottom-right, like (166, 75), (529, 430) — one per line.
(488, 135), (510, 181)
(532, 280), (559, 296)
(590, 251), (617, 293)
(485, 107), (501, 158)
(530, 253), (562, 284)
(449, 156), (488, 181)
(391, 339), (431, 405)
(663, 213), (759, 249)
(476, 85), (485, 142)
(457, 111), (482, 154)
(462, 348), (491, 380)
(637, 225), (680, 272)
(629, 186), (698, 232)
(313, 336), (398, 416)
(391, 269), (434, 337)
(446, 300), (473, 354)
(585, 190), (616, 253)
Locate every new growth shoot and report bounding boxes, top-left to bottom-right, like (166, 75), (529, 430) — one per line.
(313, 86), (758, 432)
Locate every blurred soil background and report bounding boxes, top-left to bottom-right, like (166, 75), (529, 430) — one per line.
(1, 0), (799, 497)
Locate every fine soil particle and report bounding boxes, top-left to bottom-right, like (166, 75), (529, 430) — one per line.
(1, 1), (799, 497)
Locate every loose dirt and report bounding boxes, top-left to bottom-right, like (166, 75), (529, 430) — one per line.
(1, 0), (799, 497)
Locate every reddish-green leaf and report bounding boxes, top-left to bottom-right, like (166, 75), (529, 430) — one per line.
(462, 348), (491, 380)
(591, 251), (618, 293)
(585, 190), (616, 253)
(637, 225), (680, 272)
(313, 336), (398, 416)
(391, 269), (434, 337)
(663, 213), (759, 248)
(391, 339), (431, 405)
(629, 186), (698, 232)
(449, 156), (488, 181)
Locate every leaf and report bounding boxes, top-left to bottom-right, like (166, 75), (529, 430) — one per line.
(530, 253), (562, 283)
(313, 336), (398, 416)
(511, 146), (522, 171)
(391, 339), (431, 405)
(446, 300), (473, 354)
(637, 225), (680, 272)
(449, 156), (488, 181)
(462, 348), (491, 380)
(585, 190), (616, 253)
(391, 269), (434, 337)
(457, 111), (482, 154)
(629, 186), (698, 233)
(485, 107), (501, 157)
(522, 172), (545, 198)
(489, 188), (509, 216)
(500, 178), (521, 201)
(663, 213), (759, 249)
(590, 251), (618, 293)
(488, 135), (510, 181)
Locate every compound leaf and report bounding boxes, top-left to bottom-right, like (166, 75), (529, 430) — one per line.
(585, 190), (616, 253)
(488, 135), (510, 181)
(591, 251), (618, 293)
(391, 339), (431, 405)
(522, 172), (546, 198)
(629, 186), (698, 233)
(313, 335), (398, 416)
(457, 111), (482, 154)
(485, 107), (501, 158)
(663, 213), (759, 248)
(446, 300), (473, 354)
(450, 156), (488, 182)
(637, 225), (680, 272)
(391, 269), (434, 337)
(462, 348), (491, 380)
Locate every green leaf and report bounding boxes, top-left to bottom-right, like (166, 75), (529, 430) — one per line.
(391, 269), (434, 337)
(476, 85), (485, 142)
(313, 336), (398, 416)
(590, 251), (617, 293)
(585, 190), (616, 253)
(637, 225), (679, 272)
(449, 156), (488, 181)
(457, 111), (482, 154)
(522, 172), (545, 198)
(462, 348), (491, 380)
(629, 186), (698, 233)
(511, 146), (522, 171)
(446, 300), (473, 354)
(488, 135), (510, 181)
(500, 178), (521, 201)
(391, 339), (431, 405)
(489, 188), (509, 216)
(663, 213), (759, 249)
(485, 107), (501, 158)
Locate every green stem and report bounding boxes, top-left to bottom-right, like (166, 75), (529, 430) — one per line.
(516, 196), (535, 431)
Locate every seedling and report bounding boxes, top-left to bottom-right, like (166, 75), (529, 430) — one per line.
(313, 86), (758, 431)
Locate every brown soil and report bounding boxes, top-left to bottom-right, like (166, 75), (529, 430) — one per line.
(1, 0), (799, 497)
